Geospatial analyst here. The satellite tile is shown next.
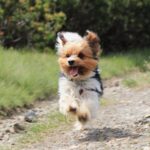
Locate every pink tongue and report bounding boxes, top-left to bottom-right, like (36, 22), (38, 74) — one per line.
(69, 67), (79, 77)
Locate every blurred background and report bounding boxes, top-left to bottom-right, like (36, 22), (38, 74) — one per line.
(0, 0), (150, 53)
(0, 0), (150, 110)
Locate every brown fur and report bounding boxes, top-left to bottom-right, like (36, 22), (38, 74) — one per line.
(78, 114), (88, 123)
(58, 31), (101, 80)
(84, 30), (101, 56)
(68, 106), (77, 115)
(77, 102), (91, 123)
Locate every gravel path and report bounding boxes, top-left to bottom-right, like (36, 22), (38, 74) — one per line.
(23, 80), (150, 150)
(0, 98), (57, 148)
(0, 79), (149, 150)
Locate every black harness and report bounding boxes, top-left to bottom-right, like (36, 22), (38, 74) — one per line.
(59, 68), (103, 96)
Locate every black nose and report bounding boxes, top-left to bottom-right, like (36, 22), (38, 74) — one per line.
(68, 60), (74, 66)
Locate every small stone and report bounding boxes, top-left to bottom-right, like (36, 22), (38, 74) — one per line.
(114, 81), (119, 87)
(5, 127), (14, 133)
(24, 110), (37, 123)
(13, 123), (25, 133)
(5, 129), (11, 133)
(0, 133), (4, 140)
(11, 142), (15, 145)
(137, 115), (150, 125)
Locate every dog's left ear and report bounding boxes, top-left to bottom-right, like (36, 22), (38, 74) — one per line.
(84, 30), (101, 56)
(56, 32), (67, 55)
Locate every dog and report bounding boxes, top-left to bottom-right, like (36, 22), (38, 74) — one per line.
(56, 30), (103, 130)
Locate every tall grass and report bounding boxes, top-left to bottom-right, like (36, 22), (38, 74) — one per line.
(0, 47), (150, 109)
(100, 48), (150, 79)
(0, 47), (58, 108)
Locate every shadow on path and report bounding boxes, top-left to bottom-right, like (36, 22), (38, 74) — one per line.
(79, 127), (140, 142)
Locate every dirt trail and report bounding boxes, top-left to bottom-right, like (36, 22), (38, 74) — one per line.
(0, 79), (150, 150)
(23, 79), (150, 150)
(0, 98), (57, 148)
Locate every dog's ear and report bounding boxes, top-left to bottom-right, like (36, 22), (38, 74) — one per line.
(57, 32), (67, 45)
(56, 32), (67, 54)
(84, 30), (101, 56)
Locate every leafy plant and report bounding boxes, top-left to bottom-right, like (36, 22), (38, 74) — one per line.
(0, 0), (66, 50)
(56, 0), (150, 53)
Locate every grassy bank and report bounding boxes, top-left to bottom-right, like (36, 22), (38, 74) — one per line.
(0, 47), (58, 109)
(0, 47), (150, 109)
(100, 49), (150, 79)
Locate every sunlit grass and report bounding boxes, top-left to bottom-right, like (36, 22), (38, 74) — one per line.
(100, 55), (136, 79)
(100, 48), (150, 79)
(0, 47), (58, 108)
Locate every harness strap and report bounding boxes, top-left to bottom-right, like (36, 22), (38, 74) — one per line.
(85, 88), (102, 96)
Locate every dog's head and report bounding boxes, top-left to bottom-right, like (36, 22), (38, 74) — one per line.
(56, 31), (101, 80)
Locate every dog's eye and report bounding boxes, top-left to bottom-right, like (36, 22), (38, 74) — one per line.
(78, 53), (84, 59)
(66, 54), (70, 58)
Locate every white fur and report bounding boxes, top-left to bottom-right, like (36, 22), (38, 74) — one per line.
(56, 32), (83, 54)
(58, 75), (101, 130)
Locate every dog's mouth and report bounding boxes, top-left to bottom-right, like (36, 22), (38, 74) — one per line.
(69, 66), (84, 77)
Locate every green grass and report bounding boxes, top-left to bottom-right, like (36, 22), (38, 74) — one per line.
(122, 71), (150, 88)
(122, 78), (138, 88)
(100, 48), (150, 79)
(0, 47), (150, 109)
(0, 47), (58, 109)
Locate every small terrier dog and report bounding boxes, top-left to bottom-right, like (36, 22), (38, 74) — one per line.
(56, 30), (103, 130)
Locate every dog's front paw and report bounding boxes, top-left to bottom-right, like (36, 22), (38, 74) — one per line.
(59, 104), (77, 116)
(78, 113), (88, 123)
(67, 106), (77, 115)
(67, 100), (79, 115)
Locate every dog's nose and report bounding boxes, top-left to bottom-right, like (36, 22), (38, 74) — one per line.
(68, 60), (74, 66)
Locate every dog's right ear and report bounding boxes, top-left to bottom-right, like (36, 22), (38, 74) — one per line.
(56, 32), (67, 55)
(84, 30), (101, 57)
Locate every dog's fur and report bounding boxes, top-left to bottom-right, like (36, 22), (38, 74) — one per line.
(56, 30), (103, 130)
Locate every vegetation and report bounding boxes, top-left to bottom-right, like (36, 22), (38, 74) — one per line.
(122, 71), (150, 88)
(0, 46), (58, 109)
(58, 0), (150, 52)
(0, 0), (66, 49)
(0, 47), (149, 109)
(101, 48), (150, 79)
(0, 0), (150, 52)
